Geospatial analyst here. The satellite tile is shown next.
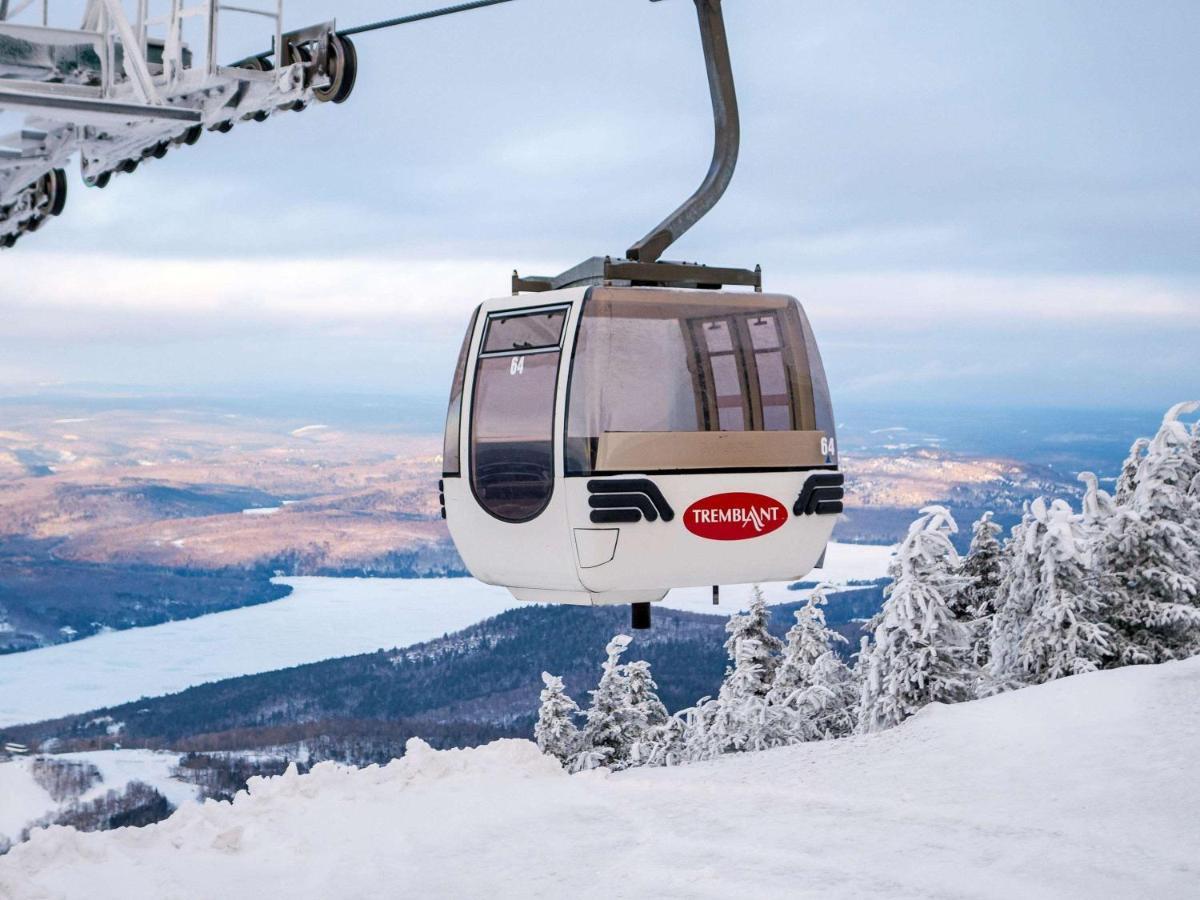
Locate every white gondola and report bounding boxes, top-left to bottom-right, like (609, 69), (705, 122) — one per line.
(440, 0), (841, 626)
(440, 284), (842, 620)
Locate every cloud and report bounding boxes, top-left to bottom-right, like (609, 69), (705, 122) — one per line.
(0, 253), (565, 342)
(784, 272), (1200, 331)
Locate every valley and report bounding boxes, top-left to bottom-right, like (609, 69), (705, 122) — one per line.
(0, 393), (1093, 653)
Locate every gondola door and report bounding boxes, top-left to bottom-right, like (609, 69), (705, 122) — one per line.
(442, 292), (587, 598)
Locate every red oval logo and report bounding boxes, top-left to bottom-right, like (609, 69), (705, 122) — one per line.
(683, 492), (789, 541)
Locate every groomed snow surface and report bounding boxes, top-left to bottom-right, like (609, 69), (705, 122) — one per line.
(4, 657), (1198, 899)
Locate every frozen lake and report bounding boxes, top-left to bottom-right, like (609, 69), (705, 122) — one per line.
(0, 543), (892, 727)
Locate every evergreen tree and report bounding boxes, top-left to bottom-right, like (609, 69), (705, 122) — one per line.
(534, 672), (580, 765)
(622, 660), (676, 766)
(858, 506), (973, 733)
(1098, 403), (1200, 664)
(1114, 438), (1150, 505)
(572, 635), (675, 771)
(958, 512), (1004, 668)
(680, 589), (789, 759)
(1077, 472), (1116, 545)
(1191, 418), (1200, 499)
(722, 585), (784, 696)
(698, 630), (789, 756)
(768, 588), (857, 739)
(574, 634), (633, 771)
(986, 503), (1042, 690)
(1013, 499), (1113, 682)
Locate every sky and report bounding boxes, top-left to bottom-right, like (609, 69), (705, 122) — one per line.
(1, 0), (1198, 411)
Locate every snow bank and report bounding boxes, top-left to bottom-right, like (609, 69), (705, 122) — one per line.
(4, 658), (1198, 898)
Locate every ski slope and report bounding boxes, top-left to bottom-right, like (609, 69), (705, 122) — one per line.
(0, 542), (892, 726)
(3, 657), (1196, 899)
(0, 751), (197, 845)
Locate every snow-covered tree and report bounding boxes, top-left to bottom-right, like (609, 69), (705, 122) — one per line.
(957, 512), (1004, 668)
(1114, 437), (1150, 505)
(534, 672), (580, 765)
(767, 588), (857, 739)
(1077, 472), (1116, 547)
(858, 506), (973, 733)
(1097, 403), (1200, 664)
(1011, 499), (1113, 682)
(986, 503), (1042, 690)
(680, 589), (789, 759)
(1191, 418), (1200, 497)
(697, 631), (789, 756)
(572, 635), (675, 771)
(622, 660), (676, 766)
(574, 635), (633, 771)
(722, 585), (783, 696)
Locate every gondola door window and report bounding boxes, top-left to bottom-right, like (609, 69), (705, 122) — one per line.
(470, 307), (567, 522)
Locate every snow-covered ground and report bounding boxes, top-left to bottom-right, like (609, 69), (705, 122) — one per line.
(0, 751), (196, 844)
(0, 543), (892, 726)
(2, 657), (1196, 899)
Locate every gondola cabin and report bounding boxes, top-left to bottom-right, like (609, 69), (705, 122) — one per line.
(439, 286), (843, 612)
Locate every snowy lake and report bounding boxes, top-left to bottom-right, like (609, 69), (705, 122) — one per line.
(0, 542), (892, 727)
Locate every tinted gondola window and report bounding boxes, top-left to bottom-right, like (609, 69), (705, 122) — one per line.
(470, 307), (566, 521)
(483, 308), (567, 353)
(566, 290), (833, 475)
(442, 305), (480, 476)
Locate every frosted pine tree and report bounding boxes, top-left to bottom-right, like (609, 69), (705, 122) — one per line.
(957, 512), (1004, 668)
(683, 590), (789, 758)
(623, 660), (677, 767)
(722, 585), (784, 696)
(699, 632), (789, 756)
(1114, 438), (1150, 505)
(986, 502), (1042, 691)
(1191, 418), (1200, 498)
(1191, 418), (1200, 500)
(1097, 403), (1200, 664)
(767, 588), (857, 739)
(573, 636), (678, 771)
(534, 672), (580, 765)
(1077, 472), (1116, 548)
(1013, 499), (1113, 682)
(573, 634), (633, 771)
(857, 506), (973, 733)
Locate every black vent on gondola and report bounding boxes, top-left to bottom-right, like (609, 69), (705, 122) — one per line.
(587, 479), (675, 524)
(794, 472), (844, 516)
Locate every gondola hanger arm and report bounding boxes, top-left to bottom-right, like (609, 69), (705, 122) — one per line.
(626, 0), (741, 263)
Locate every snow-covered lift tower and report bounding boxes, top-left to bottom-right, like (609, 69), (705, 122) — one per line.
(0, 0), (356, 247)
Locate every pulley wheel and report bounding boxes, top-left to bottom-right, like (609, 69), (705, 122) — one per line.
(49, 169), (68, 217)
(37, 170), (67, 218)
(181, 125), (203, 146)
(314, 34), (356, 104)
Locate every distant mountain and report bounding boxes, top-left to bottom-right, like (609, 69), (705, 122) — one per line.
(1, 393), (1091, 653)
(1, 587), (885, 763)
